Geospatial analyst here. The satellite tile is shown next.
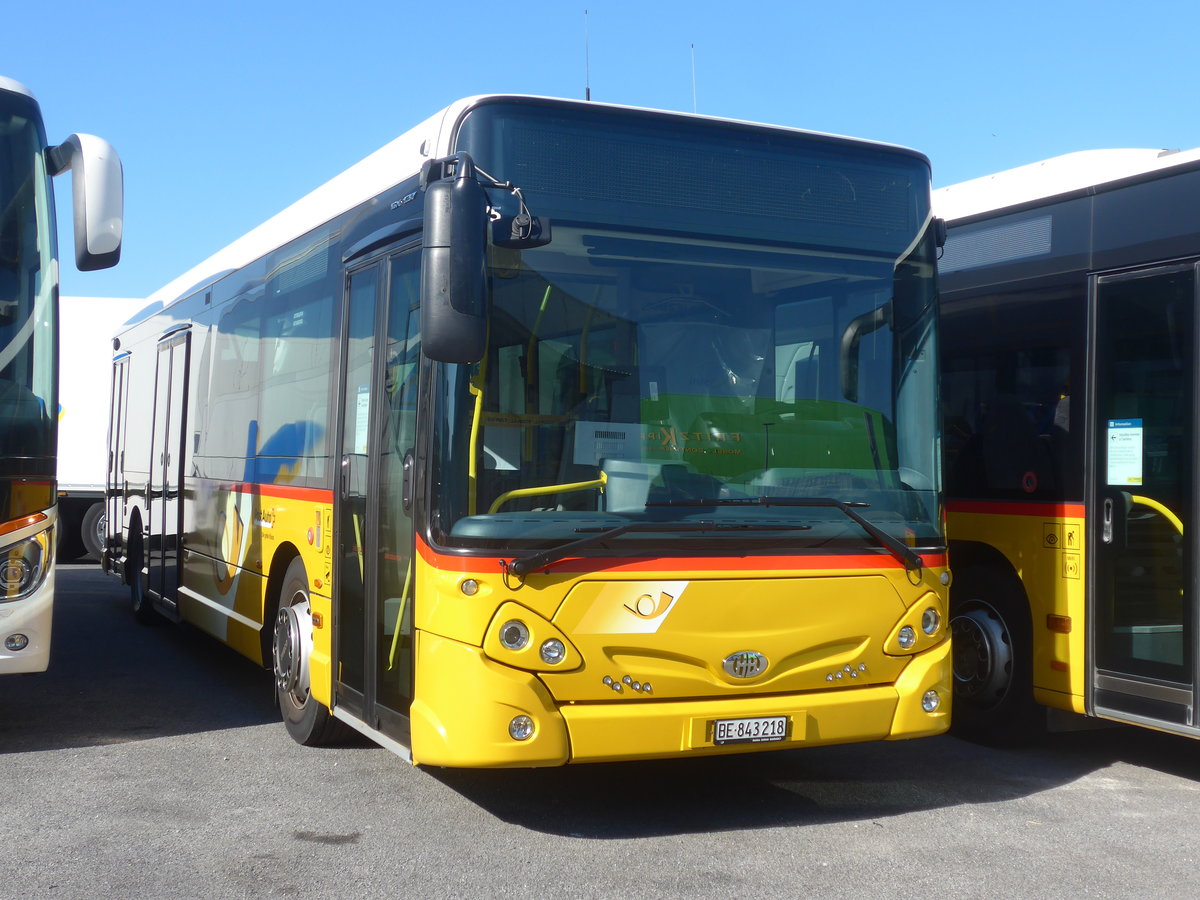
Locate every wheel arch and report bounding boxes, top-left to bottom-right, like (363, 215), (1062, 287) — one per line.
(124, 506), (145, 586)
(949, 539), (1031, 618)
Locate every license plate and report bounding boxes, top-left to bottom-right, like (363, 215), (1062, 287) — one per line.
(711, 715), (789, 745)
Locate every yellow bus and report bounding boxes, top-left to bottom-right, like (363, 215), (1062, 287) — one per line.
(0, 75), (122, 674)
(938, 146), (1200, 741)
(106, 95), (950, 767)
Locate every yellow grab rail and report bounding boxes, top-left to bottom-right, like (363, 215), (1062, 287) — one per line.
(488, 471), (608, 515)
(1130, 494), (1184, 536)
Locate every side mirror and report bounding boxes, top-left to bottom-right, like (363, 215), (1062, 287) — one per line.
(934, 216), (947, 249)
(47, 133), (124, 271)
(421, 155), (489, 364)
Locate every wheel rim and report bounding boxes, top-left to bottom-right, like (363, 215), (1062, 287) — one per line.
(273, 590), (312, 710)
(93, 511), (107, 554)
(951, 601), (1014, 708)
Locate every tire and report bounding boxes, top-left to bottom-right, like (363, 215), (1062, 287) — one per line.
(127, 530), (160, 625)
(949, 573), (1042, 744)
(55, 506), (85, 561)
(81, 503), (106, 561)
(273, 556), (348, 746)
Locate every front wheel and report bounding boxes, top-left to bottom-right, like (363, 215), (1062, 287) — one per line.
(81, 503), (106, 561)
(273, 556), (348, 746)
(950, 578), (1042, 744)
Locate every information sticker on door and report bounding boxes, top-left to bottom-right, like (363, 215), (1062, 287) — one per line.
(1106, 418), (1144, 485)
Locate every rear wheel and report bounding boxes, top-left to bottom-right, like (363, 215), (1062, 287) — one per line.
(127, 531), (159, 625)
(273, 556), (348, 746)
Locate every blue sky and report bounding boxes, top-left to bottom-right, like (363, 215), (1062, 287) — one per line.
(10, 0), (1200, 299)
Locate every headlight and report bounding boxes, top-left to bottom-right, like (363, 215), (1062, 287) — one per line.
(484, 601), (582, 672)
(499, 619), (530, 651)
(921, 607), (941, 635)
(897, 625), (916, 649)
(1, 529), (51, 603)
(540, 639), (566, 665)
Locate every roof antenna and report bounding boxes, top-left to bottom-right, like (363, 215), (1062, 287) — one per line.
(584, 10), (591, 101)
(691, 43), (697, 113)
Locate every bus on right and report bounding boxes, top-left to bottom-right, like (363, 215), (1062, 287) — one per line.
(936, 147), (1200, 741)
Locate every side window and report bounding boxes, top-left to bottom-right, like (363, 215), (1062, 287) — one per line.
(258, 286), (336, 484)
(941, 286), (1084, 500)
(202, 231), (339, 487)
(383, 254), (421, 453)
(206, 292), (262, 464)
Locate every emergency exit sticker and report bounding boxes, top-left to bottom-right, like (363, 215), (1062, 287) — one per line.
(1107, 419), (1143, 485)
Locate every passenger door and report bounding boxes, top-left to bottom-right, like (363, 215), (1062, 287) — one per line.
(334, 251), (420, 742)
(147, 327), (190, 612)
(1090, 263), (1197, 732)
(107, 352), (130, 566)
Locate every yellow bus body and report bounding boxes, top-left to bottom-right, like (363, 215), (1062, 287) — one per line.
(947, 502), (1087, 714)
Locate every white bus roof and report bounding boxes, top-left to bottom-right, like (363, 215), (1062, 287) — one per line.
(144, 94), (925, 315)
(0, 75), (35, 101)
(934, 146), (1200, 222)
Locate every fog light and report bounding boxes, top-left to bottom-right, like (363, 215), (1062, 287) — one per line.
(921, 608), (941, 635)
(540, 639), (566, 665)
(922, 689), (941, 712)
(897, 625), (916, 649)
(5, 634), (29, 652)
(499, 620), (530, 651)
(509, 715), (534, 741)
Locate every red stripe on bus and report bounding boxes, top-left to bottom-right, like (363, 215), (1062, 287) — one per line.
(225, 482), (334, 503)
(416, 536), (946, 574)
(946, 500), (1086, 518)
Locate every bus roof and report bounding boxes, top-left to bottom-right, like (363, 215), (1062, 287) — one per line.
(142, 94), (928, 316)
(0, 75), (35, 101)
(933, 146), (1200, 223)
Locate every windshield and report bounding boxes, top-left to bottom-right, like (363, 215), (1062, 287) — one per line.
(0, 87), (57, 521)
(431, 102), (941, 558)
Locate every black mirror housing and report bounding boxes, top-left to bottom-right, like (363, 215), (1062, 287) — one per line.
(421, 165), (489, 363)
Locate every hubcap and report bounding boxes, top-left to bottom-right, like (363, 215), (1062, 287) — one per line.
(93, 511), (107, 551)
(273, 596), (312, 708)
(951, 602), (1013, 707)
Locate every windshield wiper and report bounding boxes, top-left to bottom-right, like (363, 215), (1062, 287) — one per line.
(647, 496), (922, 573)
(505, 520), (811, 578)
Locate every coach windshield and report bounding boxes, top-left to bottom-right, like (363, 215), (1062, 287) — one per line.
(0, 87), (56, 521)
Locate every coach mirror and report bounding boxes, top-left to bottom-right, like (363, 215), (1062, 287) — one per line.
(421, 155), (489, 364)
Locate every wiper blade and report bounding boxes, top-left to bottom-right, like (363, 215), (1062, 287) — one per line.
(647, 496), (922, 573)
(505, 520), (811, 578)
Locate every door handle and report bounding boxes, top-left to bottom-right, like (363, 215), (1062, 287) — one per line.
(1102, 497), (1114, 544)
(402, 450), (414, 512)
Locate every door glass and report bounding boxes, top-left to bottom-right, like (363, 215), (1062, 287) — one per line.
(1093, 267), (1193, 683)
(375, 255), (421, 716)
(107, 359), (128, 555)
(337, 267), (379, 702)
(163, 337), (188, 604)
